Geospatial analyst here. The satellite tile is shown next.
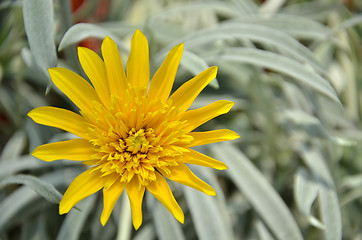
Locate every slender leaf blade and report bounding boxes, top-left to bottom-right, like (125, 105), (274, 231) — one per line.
(0, 174), (63, 204)
(205, 48), (340, 105)
(184, 186), (231, 240)
(23, 0), (57, 79)
(212, 143), (303, 240)
(298, 146), (342, 240)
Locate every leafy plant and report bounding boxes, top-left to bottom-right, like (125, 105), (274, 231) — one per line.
(0, 0), (361, 239)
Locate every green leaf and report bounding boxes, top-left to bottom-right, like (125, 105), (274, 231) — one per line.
(56, 195), (96, 240)
(298, 146), (342, 240)
(58, 23), (129, 53)
(152, 2), (240, 19)
(0, 170), (67, 232)
(0, 131), (26, 163)
(184, 186), (232, 240)
(23, 0), (57, 80)
(184, 23), (326, 74)
(205, 47), (340, 105)
(279, 109), (330, 139)
(181, 51), (219, 89)
(147, 195), (185, 240)
(255, 219), (275, 240)
(259, 0), (286, 15)
(230, 14), (331, 40)
(212, 143), (303, 240)
(116, 194), (132, 240)
(21, 212), (48, 240)
(294, 168), (319, 217)
(133, 224), (156, 240)
(230, 0), (258, 15)
(0, 182), (39, 233)
(294, 168), (324, 229)
(0, 174), (62, 204)
(0, 156), (41, 180)
(333, 14), (362, 32)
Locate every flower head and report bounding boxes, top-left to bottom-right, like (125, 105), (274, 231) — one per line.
(28, 29), (239, 229)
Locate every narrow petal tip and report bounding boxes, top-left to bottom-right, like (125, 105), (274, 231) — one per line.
(206, 187), (216, 196)
(210, 65), (218, 73)
(177, 211), (185, 224)
(133, 29), (146, 40)
(133, 218), (142, 230)
(217, 163), (228, 170)
(231, 131), (241, 140)
(100, 215), (107, 226)
(59, 203), (69, 215)
(27, 109), (35, 119)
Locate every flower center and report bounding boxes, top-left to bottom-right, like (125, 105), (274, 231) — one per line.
(84, 94), (193, 186)
(125, 128), (151, 154)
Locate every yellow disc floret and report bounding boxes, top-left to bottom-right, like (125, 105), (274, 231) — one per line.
(83, 92), (193, 187)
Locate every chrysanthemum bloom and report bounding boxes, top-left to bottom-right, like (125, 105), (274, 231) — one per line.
(28, 29), (239, 229)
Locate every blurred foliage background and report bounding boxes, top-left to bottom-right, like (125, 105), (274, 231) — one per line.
(0, 0), (361, 239)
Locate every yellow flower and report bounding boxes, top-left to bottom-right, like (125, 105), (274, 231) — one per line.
(28, 29), (239, 229)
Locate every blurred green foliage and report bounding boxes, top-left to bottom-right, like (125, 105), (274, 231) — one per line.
(0, 0), (361, 239)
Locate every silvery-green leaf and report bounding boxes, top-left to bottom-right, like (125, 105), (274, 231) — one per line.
(333, 14), (362, 32)
(298, 146), (342, 240)
(58, 23), (128, 53)
(96, 22), (137, 37)
(0, 174), (62, 204)
(116, 194), (132, 240)
(56, 195), (96, 240)
(152, 2), (240, 19)
(0, 184), (38, 233)
(0, 131), (26, 163)
(255, 218), (275, 240)
(184, 23), (325, 74)
(294, 168), (319, 217)
(230, 0), (258, 14)
(23, 0), (57, 80)
(205, 47), (340, 105)
(279, 109), (330, 138)
(260, 0), (286, 15)
(230, 15), (331, 40)
(212, 143), (303, 240)
(147, 194), (185, 240)
(294, 167), (324, 229)
(20, 212), (48, 240)
(281, 1), (341, 20)
(181, 51), (219, 89)
(0, 170), (66, 232)
(89, 199), (117, 240)
(184, 186), (232, 240)
(133, 224), (156, 240)
(0, 156), (40, 179)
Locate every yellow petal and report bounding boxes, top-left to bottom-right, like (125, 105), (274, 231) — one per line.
(78, 47), (110, 107)
(126, 177), (145, 230)
(188, 129), (240, 147)
(49, 68), (100, 113)
(168, 66), (217, 113)
(101, 36), (127, 98)
(146, 172), (184, 224)
(181, 149), (228, 170)
(127, 29), (149, 91)
(148, 43), (184, 102)
(159, 163), (216, 196)
(28, 106), (89, 139)
(59, 167), (106, 214)
(32, 138), (95, 162)
(101, 177), (126, 226)
(181, 100), (234, 132)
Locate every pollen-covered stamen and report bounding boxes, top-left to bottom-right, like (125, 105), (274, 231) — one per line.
(125, 128), (153, 154)
(85, 93), (195, 187)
